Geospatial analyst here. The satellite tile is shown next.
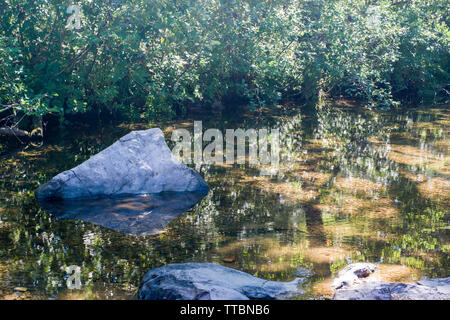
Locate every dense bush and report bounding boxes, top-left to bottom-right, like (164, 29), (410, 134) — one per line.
(0, 0), (448, 129)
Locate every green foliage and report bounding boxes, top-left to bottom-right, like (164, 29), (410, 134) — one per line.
(0, 0), (448, 125)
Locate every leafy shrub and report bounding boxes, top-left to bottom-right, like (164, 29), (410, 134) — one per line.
(0, 0), (448, 129)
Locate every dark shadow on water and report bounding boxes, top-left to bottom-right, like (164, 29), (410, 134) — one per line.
(304, 203), (327, 246)
(38, 192), (207, 236)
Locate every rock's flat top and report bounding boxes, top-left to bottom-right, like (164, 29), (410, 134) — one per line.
(36, 128), (208, 200)
(139, 263), (305, 300)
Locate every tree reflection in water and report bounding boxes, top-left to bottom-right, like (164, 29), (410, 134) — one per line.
(0, 102), (448, 299)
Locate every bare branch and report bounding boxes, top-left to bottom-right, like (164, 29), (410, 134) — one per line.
(0, 104), (19, 113)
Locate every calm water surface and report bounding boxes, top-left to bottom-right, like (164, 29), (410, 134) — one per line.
(0, 102), (448, 299)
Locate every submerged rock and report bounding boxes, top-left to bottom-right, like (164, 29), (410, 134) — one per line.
(294, 267), (314, 278)
(138, 263), (305, 300)
(36, 128), (208, 200)
(334, 278), (450, 300)
(38, 192), (206, 236)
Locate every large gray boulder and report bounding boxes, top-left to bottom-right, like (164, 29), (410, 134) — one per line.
(36, 128), (208, 200)
(334, 278), (450, 300)
(138, 263), (305, 300)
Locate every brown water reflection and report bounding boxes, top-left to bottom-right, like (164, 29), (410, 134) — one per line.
(0, 102), (448, 299)
(38, 192), (207, 236)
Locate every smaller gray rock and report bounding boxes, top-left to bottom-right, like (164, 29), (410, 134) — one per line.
(334, 277), (450, 300)
(416, 278), (450, 296)
(332, 263), (377, 290)
(139, 263), (305, 300)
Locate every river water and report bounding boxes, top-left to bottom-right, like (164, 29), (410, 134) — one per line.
(0, 101), (448, 299)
